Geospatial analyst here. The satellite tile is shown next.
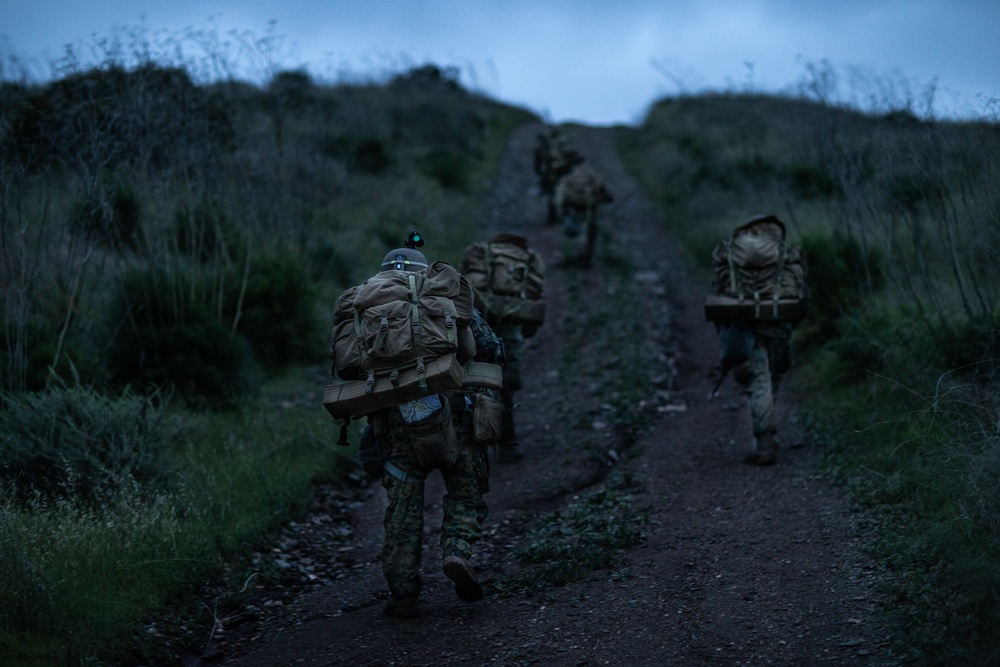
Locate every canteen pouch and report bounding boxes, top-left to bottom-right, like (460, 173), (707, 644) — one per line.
(400, 394), (459, 469)
(471, 391), (504, 445)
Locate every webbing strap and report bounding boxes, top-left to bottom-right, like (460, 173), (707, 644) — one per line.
(384, 460), (425, 483)
(772, 242), (787, 316)
(416, 356), (428, 392)
(374, 314), (389, 353)
(353, 310), (371, 367)
(408, 273), (421, 346)
(445, 313), (456, 348)
(337, 417), (351, 446)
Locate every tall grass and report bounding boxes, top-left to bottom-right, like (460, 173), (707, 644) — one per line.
(0, 378), (343, 665)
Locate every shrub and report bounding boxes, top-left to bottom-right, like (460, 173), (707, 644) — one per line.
(421, 148), (469, 191)
(227, 253), (320, 368)
(0, 317), (105, 392)
(171, 198), (244, 263)
(105, 267), (257, 408)
(797, 232), (883, 346)
(68, 177), (144, 252)
(788, 162), (840, 199)
(0, 383), (175, 500)
(929, 313), (1000, 383)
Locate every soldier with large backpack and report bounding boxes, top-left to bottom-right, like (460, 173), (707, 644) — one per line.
(325, 232), (503, 617)
(460, 232), (546, 463)
(555, 163), (614, 267)
(705, 215), (809, 466)
(534, 126), (584, 225)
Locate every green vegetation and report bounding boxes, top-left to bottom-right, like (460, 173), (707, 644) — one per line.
(3, 26), (998, 666)
(617, 79), (1000, 665)
(1, 31), (534, 666)
(495, 472), (648, 596)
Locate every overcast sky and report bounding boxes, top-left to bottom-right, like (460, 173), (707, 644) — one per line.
(1, 1), (997, 125)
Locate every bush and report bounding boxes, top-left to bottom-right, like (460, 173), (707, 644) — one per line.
(421, 148), (469, 191)
(788, 162), (840, 199)
(797, 232), (883, 346)
(930, 313), (1000, 383)
(171, 198), (245, 263)
(105, 267), (257, 409)
(68, 177), (144, 252)
(0, 383), (175, 500)
(227, 253), (321, 368)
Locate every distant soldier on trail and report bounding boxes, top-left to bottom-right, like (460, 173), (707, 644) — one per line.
(554, 163), (614, 267)
(533, 126), (584, 225)
(704, 215), (809, 465)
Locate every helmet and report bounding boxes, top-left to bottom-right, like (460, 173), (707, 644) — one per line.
(735, 214), (785, 239)
(380, 247), (429, 272)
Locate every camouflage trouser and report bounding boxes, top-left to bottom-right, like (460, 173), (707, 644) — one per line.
(735, 327), (791, 438)
(494, 322), (524, 391)
(379, 398), (490, 599)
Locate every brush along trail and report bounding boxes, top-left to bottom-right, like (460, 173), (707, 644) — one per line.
(194, 123), (900, 667)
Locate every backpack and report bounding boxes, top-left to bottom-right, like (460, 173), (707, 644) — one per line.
(461, 233), (546, 329)
(706, 215), (808, 322)
(328, 261), (475, 399)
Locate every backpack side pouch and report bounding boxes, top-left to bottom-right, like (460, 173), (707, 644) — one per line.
(471, 391), (504, 445)
(400, 394), (459, 469)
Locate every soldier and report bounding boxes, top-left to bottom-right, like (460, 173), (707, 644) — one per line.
(707, 215), (808, 466)
(342, 239), (493, 618)
(554, 163), (614, 267)
(460, 233), (546, 464)
(534, 126), (584, 225)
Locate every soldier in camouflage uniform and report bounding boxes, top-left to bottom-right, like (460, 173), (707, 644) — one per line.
(534, 126), (584, 225)
(362, 242), (497, 616)
(712, 215), (807, 466)
(725, 320), (793, 465)
(555, 163), (614, 267)
(377, 390), (490, 617)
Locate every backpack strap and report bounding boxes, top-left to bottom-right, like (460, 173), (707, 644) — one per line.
(408, 273), (422, 346)
(337, 416), (352, 446)
(353, 310), (372, 367)
(407, 273), (429, 392)
(771, 242), (788, 318)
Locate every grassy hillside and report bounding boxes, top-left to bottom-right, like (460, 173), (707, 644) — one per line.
(2, 50), (998, 665)
(0, 61), (535, 665)
(617, 92), (1000, 666)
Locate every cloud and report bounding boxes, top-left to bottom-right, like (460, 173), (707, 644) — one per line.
(1, 0), (997, 123)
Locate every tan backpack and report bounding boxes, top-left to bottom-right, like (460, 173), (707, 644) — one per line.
(706, 215), (808, 322)
(461, 233), (546, 329)
(329, 261), (475, 395)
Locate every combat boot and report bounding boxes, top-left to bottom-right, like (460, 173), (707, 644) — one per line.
(744, 433), (778, 466)
(442, 555), (484, 602)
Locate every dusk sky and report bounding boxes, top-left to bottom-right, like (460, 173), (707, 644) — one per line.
(1, 1), (997, 125)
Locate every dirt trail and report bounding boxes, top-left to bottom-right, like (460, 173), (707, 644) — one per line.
(216, 123), (901, 666)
